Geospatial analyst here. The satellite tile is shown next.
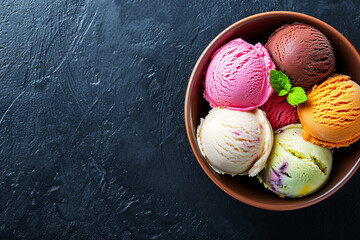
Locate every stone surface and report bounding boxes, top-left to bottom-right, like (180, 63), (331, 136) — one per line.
(0, 0), (359, 239)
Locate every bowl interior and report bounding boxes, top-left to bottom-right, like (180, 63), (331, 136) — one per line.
(186, 12), (360, 210)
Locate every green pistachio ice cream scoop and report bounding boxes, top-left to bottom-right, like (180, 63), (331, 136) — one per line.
(258, 124), (332, 198)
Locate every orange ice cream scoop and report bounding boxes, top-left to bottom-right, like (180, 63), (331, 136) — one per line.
(298, 75), (360, 148)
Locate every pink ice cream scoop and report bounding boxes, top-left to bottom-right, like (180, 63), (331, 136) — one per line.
(260, 93), (299, 130)
(204, 38), (275, 111)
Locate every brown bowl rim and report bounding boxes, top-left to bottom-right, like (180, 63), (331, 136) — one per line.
(184, 11), (360, 211)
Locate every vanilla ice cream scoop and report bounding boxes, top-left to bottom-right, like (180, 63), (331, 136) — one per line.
(197, 107), (273, 177)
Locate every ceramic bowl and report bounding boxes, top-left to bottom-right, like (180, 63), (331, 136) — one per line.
(184, 11), (360, 210)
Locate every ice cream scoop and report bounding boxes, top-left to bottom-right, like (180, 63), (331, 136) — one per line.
(260, 93), (299, 130)
(204, 38), (275, 111)
(265, 23), (335, 90)
(258, 124), (332, 198)
(197, 107), (273, 177)
(298, 75), (360, 148)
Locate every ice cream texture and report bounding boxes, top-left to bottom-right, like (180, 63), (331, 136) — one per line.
(197, 107), (273, 177)
(204, 38), (275, 111)
(258, 124), (332, 198)
(298, 75), (360, 148)
(260, 93), (299, 130)
(265, 23), (335, 90)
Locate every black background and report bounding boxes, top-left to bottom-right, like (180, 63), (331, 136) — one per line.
(0, 0), (359, 239)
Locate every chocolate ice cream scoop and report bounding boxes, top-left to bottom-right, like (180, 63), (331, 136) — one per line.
(265, 23), (335, 90)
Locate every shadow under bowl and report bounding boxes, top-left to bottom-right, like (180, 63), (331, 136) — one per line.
(184, 11), (360, 211)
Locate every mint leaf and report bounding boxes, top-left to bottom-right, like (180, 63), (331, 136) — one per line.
(269, 70), (307, 106)
(278, 89), (288, 96)
(284, 83), (291, 92)
(287, 87), (307, 106)
(269, 69), (291, 93)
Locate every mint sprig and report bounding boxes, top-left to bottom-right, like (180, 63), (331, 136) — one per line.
(269, 70), (307, 106)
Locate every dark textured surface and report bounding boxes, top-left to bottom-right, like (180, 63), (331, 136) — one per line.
(0, 0), (359, 239)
